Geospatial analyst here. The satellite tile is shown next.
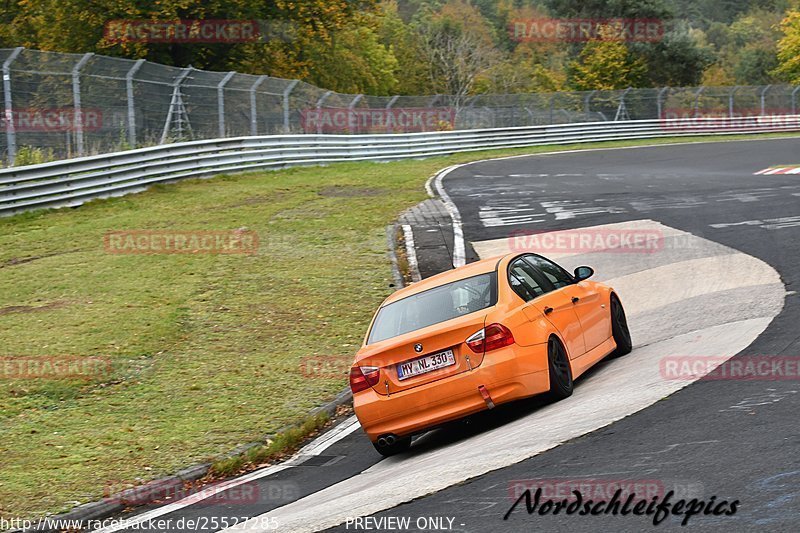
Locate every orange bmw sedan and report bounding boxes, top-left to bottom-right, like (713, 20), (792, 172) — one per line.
(350, 252), (632, 456)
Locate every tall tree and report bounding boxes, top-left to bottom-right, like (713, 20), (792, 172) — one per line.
(569, 25), (647, 90)
(773, 9), (800, 83)
(375, 0), (431, 94)
(701, 8), (783, 85)
(417, 0), (501, 105)
(635, 23), (714, 86)
(2, 0), (379, 73)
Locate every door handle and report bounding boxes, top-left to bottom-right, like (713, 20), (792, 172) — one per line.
(571, 296), (580, 304)
(544, 306), (553, 315)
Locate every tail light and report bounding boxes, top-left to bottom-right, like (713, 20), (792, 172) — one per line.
(466, 323), (515, 353)
(349, 365), (380, 393)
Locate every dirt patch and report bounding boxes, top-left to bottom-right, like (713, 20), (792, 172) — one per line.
(318, 186), (386, 198)
(1, 249), (84, 269)
(223, 190), (291, 209)
(0, 301), (70, 316)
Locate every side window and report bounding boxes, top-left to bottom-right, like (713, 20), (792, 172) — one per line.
(508, 259), (546, 301)
(524, 255), (573, 289)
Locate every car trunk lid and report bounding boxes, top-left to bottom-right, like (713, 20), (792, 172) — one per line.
(355, 312), (488, 395)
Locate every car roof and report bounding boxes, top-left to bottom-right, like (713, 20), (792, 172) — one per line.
(382, 254), (510, 306)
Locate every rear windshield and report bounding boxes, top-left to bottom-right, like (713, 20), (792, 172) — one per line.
(367, 272), (497, 344)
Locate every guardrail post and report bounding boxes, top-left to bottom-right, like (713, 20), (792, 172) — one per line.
(728, 86), (740, 118)
(249, 75), (267, 136)
(125, 59), (146, 148)
(792, 86), (800, 115)
(2, 47), (23, 166)
(760, 84), (772, 115)
(217, 71), (236, 138)
(656, 87), (669, 118)
(282, 79), (299, 133)
(72, 52), (94, 157)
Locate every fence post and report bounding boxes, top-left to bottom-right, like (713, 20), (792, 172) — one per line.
(72, 52), (94, 156)
(728, 86), (739, 118)
(348, 94), (363, 109)
(760, 84), (772, 115)
(656, 87), (669, 118)
(217, 71), (236, 138)
(347, 94), (363, 133)
(72, 52), (94, 157)
(385, 95), (399, 110)
(161, 67), (192, 144)
(792, 86), (800, 115)
(693, 87), (705, 117)
(282, 79), (299, 133)
(583, 90), (596, 120)
(125, 59), (146, 148)
(2, 47), (24, 166)
(315, 90), (333, 134)
(249, 75), (267, 136)
(614, 88), (631, 121)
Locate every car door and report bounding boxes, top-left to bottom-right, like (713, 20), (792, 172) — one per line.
(524, 254), (608, 352)
(508, 258), (586, 361)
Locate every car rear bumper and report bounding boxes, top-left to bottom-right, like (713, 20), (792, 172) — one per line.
(354, 342), (550, 441)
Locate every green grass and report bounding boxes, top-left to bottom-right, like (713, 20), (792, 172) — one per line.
(210, 411), (331, 478)
(0, 131), (796, 521)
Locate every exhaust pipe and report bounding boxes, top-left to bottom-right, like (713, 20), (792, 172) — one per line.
(376, 434), (398, 447)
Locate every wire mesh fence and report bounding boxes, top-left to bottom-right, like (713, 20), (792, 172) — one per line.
(2, 48), (799, 166)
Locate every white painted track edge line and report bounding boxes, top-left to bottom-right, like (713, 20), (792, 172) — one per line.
(401, 224), (422, 282)
(433, 165), (466, 268)
(92, 416), (361, 533)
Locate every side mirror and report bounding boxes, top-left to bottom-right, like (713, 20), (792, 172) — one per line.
(574, 266), (594, 282)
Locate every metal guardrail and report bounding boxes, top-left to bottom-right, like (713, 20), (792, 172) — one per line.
(2, 116), (799, 217)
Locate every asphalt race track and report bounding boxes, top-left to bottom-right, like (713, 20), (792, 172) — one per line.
(97, 138), (800, 533)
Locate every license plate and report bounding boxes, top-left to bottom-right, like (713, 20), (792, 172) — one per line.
(397, 349), (456, 381)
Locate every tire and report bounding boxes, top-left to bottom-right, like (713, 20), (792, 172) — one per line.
(609, 294), (632, 357)
(546, 336), (573, 401)
(372, 435), (412, 457)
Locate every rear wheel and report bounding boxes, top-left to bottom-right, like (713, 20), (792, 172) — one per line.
(610, 294), (632, 357)
(372, 435), (411, 457)
(546, 336), (573, 401)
